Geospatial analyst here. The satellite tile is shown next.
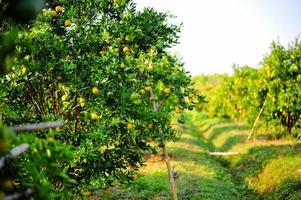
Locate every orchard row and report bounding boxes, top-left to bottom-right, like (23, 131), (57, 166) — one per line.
(195, 39), (301, 136)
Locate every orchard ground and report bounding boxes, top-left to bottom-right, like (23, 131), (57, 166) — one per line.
(104, 111), (301, 200)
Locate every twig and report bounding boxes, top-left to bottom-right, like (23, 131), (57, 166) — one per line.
(247, 98), (267, 141)
(0, 144), (29, 169)
(292, 133), (301, 150)
(10, 120), (63, 133)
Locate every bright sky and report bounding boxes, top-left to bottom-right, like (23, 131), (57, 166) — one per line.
(135, 0), (301, 75)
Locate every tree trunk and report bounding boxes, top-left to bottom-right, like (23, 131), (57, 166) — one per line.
(287, 125), (292, 135)
(162, 144), (178, 200)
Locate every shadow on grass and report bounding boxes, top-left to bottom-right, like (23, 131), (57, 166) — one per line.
(232, 144), (301, 178)
(207, 124), (249, 144)
(179, 134), (215, 152)
(264, 179), (301, 200)
(106, 172), (170, 200)
(181, 119), (249, 153)
(218, 134), (247, 152)
(108, 170), (243, 200)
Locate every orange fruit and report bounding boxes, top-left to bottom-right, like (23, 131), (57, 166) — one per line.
(83, 191), (91, 197)
(92, 86), (100, 95)
(163, 87), (171, 94)
(123, 46), (130, 54)
(120, 62), (126, 69)
(50, 10), (57, 17)
(64, 19), (71, 27)
(91, 113), (100, 120)
(55, 5), (63, 13)
(127, 123), (134, 129)
(147, 123), (153, 129)
(175, 107), (182, 114)
(61, 94), (68, 101)
(144, 86), (151, 92)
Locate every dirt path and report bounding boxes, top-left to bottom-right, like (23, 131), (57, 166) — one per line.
(108, 116), (245, 199)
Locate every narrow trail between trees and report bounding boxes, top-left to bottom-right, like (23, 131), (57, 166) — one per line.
(108, 112), (301, 200)
(109, 113), (252, 200)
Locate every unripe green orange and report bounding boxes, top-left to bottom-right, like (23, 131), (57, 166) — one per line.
(92, 86), (100, 95)
(91, 113), (100, 120)
(163, 87), (171, 94)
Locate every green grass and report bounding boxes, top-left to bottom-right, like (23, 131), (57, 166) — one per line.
(187, 111), (301, 200)
(104, 111), (301, 199)
(107, 114), (241, 199)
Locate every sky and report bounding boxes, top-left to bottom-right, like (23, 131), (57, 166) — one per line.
(134, 0), (301, 75)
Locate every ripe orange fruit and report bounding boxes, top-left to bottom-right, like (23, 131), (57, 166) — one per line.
(50, 10), (57, 17)
(175, 107), (182, 114)
(127, 123), (134, 129)
(55, 5), (63, 13)
(123, 46), (130, 54)
(64, 19), (71, 27)
(163, 87), (171, 94)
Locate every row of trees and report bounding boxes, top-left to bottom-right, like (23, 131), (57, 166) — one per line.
(1, 0), (203, 199)
(194, 39), (301, 136)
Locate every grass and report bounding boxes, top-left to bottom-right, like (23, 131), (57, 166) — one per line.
(104, 111), (301, 199)
(187, 111), (301, 200)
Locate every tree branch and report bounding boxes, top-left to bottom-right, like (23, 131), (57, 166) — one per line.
(10, 120), (63, 133)
(0, 144), (29, 169)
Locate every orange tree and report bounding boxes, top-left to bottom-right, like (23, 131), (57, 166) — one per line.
(262, 40), (301, 135)
(1, 0), (204, 197)
(1, 1), (76, 199)
(203, 66), (264, 121)
(226, 66), (267, 123)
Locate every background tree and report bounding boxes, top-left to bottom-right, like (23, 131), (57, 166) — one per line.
(262, 40), (301, 135)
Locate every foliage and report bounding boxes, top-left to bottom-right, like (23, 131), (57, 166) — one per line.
(1, 0), (204, 198)
(194, 66), (266, 122)
(194, 39), (301, 135)
(262, 40), (301, 134)
(0, 123), (75, 199)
